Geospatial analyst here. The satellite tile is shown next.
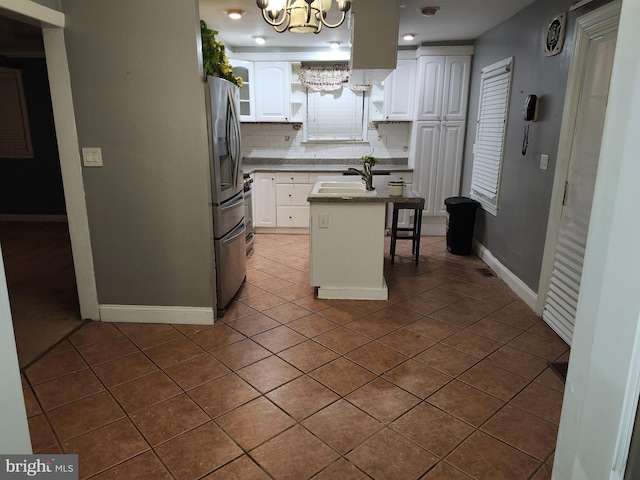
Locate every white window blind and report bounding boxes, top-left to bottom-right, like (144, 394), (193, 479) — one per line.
(305, 88), (367, 142)
(0, 67), (34, 158)
(470, 57), (513, 215)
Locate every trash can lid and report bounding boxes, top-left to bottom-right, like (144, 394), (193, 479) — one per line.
(444, 196), (481, 207)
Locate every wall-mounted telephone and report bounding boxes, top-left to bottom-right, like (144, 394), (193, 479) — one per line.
(523, 94), (539, 122)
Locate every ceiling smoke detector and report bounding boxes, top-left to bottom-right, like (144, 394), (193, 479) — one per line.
(419, 6), (440, 17)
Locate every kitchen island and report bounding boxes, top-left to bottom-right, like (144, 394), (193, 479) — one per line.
(307, 176), (424, 300)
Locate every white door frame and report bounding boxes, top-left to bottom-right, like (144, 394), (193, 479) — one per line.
(0, 0), (100, 320)
(536, 1), (621, 316)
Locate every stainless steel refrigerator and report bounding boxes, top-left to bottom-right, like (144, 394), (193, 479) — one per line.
(205, 76), (246, 316)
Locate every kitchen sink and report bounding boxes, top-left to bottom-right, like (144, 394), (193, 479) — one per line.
(310, 180), (377, 197)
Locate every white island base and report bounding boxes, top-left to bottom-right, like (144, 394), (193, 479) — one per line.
(310, 202), (388, 301)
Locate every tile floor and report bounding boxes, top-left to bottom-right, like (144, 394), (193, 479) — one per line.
(22, 234), (569, 479)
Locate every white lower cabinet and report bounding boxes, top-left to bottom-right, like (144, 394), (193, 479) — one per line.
(253, 172), (277, 228)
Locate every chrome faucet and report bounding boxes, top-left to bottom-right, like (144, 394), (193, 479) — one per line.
(348, 164), (375, 191)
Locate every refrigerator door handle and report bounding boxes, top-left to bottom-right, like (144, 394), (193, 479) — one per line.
(222, 221), (246, 244)
(221, 194), (244, 212)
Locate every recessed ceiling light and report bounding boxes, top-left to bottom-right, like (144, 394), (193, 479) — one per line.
(328, 41), (341, 49)
(419, 6), (440, 16)
(403, 33), (416, 41)
(225, 9), (246, 20)
(252, 36), (266, 45)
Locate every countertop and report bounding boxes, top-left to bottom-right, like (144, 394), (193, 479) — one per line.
(242, 159), (413, 174)
(307, 176), (425, 205)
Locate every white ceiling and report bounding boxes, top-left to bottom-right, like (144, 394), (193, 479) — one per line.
(199, 0), (537, 51)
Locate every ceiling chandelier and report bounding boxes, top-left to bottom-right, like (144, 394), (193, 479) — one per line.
(256, 0), (352, 34)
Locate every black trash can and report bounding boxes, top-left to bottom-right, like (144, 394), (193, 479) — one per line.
(444, 197), (480, 255)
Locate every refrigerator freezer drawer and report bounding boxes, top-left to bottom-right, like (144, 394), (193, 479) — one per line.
(215, 219), (246, 313)
(213, 191), (245, 239)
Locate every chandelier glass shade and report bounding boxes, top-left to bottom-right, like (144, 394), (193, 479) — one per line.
(256, 0), (352, 34)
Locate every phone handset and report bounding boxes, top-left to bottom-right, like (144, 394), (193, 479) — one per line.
(522, 95), (540, 155)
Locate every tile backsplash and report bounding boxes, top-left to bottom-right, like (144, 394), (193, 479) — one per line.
(241, 122), (412, 160)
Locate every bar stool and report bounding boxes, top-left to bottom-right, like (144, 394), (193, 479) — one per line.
(390, 194), (425, 265)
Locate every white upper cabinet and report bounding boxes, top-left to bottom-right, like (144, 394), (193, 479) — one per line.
(416, 56), (470, 121)
(231, 59), (255, 122)
(382, 59), (417, 120)
(254, 62), (290, 122)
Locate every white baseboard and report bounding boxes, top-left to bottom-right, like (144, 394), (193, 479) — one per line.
(0, 214), (68, 222)
(473, 241), (539, 312)
(99, 304), (215, 325)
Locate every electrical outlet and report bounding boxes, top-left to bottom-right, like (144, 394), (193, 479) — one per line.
(318, 213), (329, 228)
(82, 147), (103, 167)
(540, 154), (549, 171)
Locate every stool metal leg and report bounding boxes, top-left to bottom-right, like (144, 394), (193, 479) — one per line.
(390, 206), (399, 265)
(414, 208), (423, 265)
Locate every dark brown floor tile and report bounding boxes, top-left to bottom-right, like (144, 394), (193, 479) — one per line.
(392, 403), (474, 457)
(395, 295), (448, 315)
(378, 328), (435, 356)
(469, 283), (518, 306)
(68, 321), (123, 348)
(277, 340), (339, 372)
(240, 292), (288, 311)
(190, 324), (246, 351)
(266, 375), (339, 420)
(293, 294), (334, 313)
(271, 284), (315, 302)
(287, 314), (338, 338)
(251, 325), (307, 353)
(143, 337), (204, 369)
(438, 281), (481, 296)
(303, 399), (381, 454)
(62, 418), (149, 479)
(419, 287), (466, 306)
(216, 396), (296, 450)
(174, 323), (213, 336)
(427, 380), (504, 427)
(202, 455), (270, 480)
(25, 349), (88, 385)
(347, 378), (420, 424)
(109, 371), (181, 414)
(486, 345), (548, 380)
(47, 391), (125, 441)
(482, 404), (558, 461)
(125, 324), (183, 350)
(189, 373), (260, 418)
(130, 394), (209, 446)
(383, 359), (451, 399)
(251, 425), (339, 480)
(535, 367), (566, 393)
(77, 337), (138, 366)
(466, 318), (523, 343)
(510, 383), (565, 425)
(441, 331), (502, 359)
(452, 296), (502, 316)
(487, 301), (540, 330)
(342, 299), (389, 314)
(44, 340), (74, 357)
(92, 352), (158, 388)
(405, 317), (460, 341)
(163, 353), (230, 391)
(28, 414), (57, 453)
(210, 338), (272, 370)
(236, 355), (302, 393)
(429, 305), (483, 328)
(447, 431), (540, 480)
(414, 344), (478, 376)
(345, 342), (407, 375)
(420, 462), (474, 479)
(262, 302), (311, 323)
(155, 422), (242, 479)
(318, 304), (366, 324)
(509, 332), (569, 361)
(219, 300), (258, 322)
(226, 313), (280, 336)
(91, 451), (172, 480)
(458, 361), (529, 401)
(346, 315), (397, 339)
(372, 305), (424, 326)
(312, 458), (371, 480)
(33, 369), (105, 411)
(113, 322), (148, 336)
(310, 357), (376, 396)
(347, 427), (437, 480)
(236, 283), (268, 300)
(531, 463), (553, 480)
(314, 327), (371, 354)
(22, 387), (42, 417)
(528, 321), (562, 339)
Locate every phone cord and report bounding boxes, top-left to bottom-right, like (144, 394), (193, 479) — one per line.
(522, 123), (530, 156)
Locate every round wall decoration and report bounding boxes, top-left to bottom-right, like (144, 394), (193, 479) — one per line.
(544, 13), (567, 56)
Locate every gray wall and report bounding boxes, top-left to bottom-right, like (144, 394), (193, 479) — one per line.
(31, 0), (61, 11)
(61, 0), (213, 307)
(460, 0), (611, 291)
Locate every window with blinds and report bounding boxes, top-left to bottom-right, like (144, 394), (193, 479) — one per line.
(305, 88), (367, 142)
(470, 57), (513, 215)
(0, 67), (34, 159)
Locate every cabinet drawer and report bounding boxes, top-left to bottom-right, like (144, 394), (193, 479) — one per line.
(276, 184), (313, 205)
(275, 171), (310, 184)
(277, 206), (310, 228)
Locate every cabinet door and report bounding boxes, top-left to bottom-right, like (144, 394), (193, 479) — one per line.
(383, 59), (416, 120)
(231, 60), (255, 122)
(416, 56), (445, 121)
(433, 121), (465, 215)
(442, 56), (471, 121)
(254, 62), (290, 122)
(253, 172), (277, 228)
(412, 122), (441, 215)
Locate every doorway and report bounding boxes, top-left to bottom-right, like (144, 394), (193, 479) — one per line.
(538, 2), (621, 346)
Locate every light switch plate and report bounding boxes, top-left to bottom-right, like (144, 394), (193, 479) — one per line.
(82, 147), (103, 167)
(318, 213), (329, 228)
(540, 154), (549, 171)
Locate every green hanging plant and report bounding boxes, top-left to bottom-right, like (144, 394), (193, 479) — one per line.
(200, 20), (242, 87)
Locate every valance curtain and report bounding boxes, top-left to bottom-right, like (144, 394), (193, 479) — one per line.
(298, 64), (370, 92)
